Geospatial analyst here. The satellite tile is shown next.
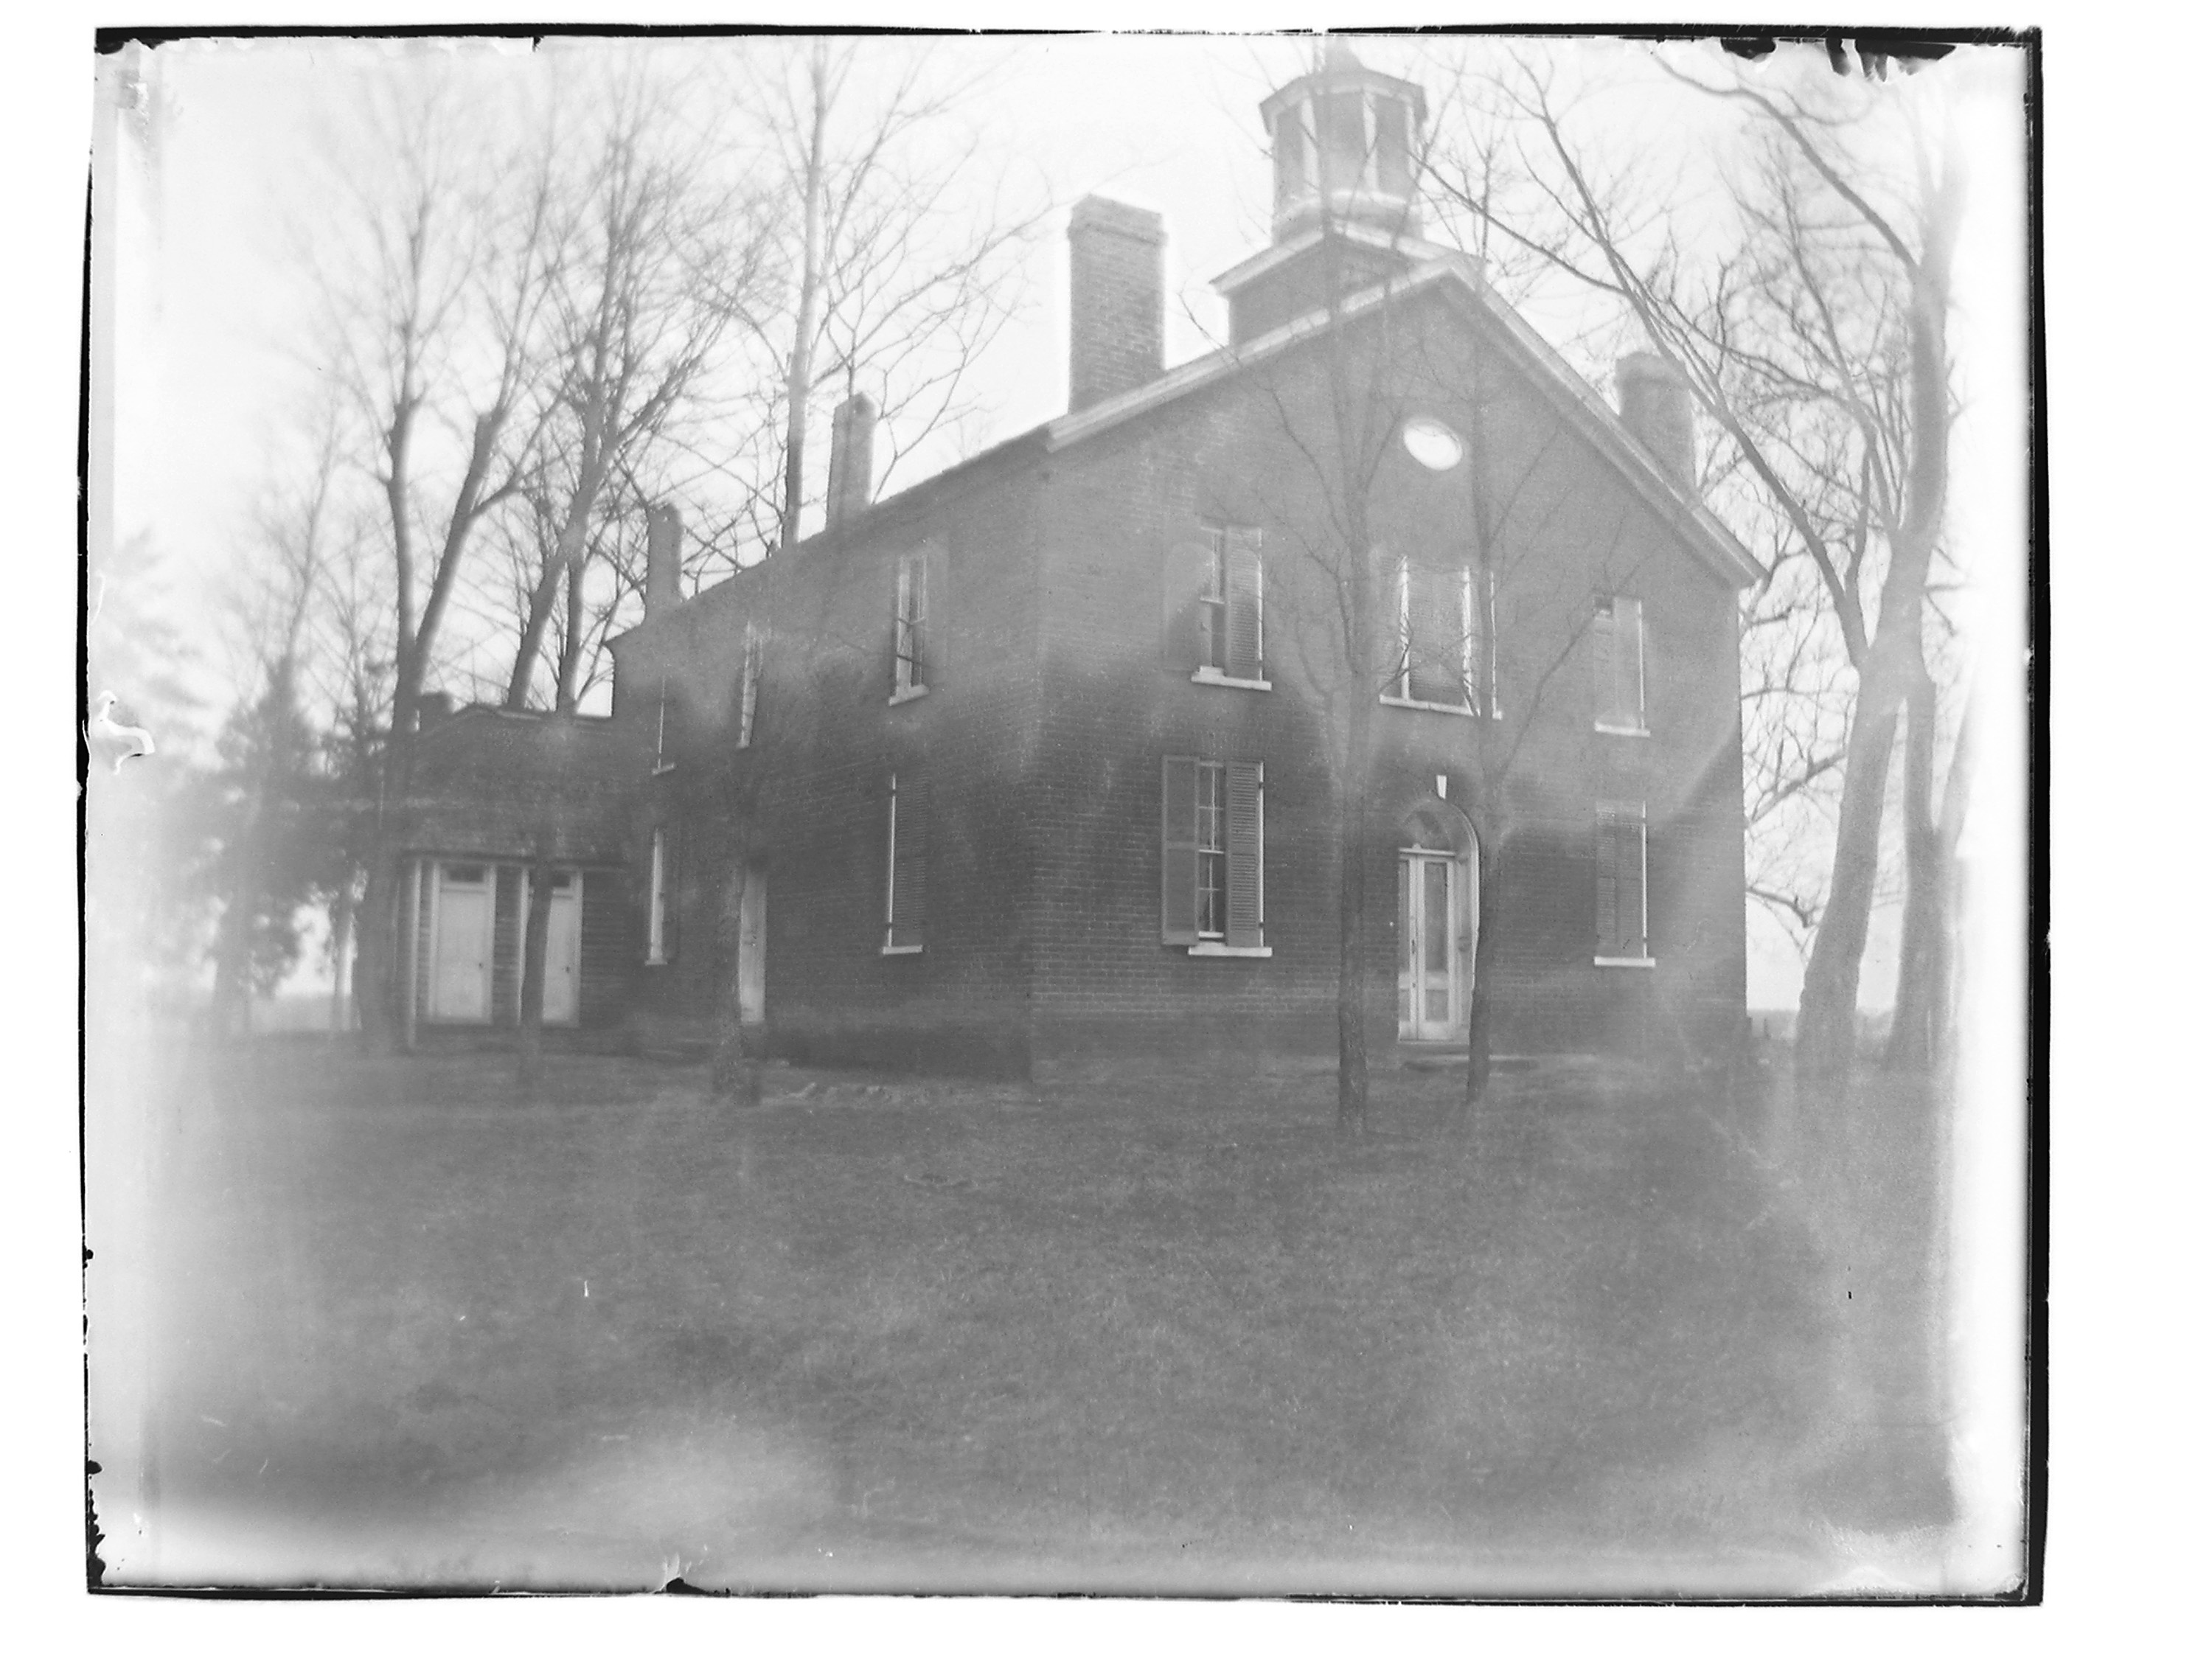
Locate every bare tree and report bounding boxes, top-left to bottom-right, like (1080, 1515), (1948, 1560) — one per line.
(1425, 41), (1970, 1082)
(498, 63), (773, 713)
(717, 38), (1048, 561)
(309, 66), (560, 1047)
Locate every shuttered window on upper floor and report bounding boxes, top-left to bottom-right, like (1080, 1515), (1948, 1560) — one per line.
(1593, 595), (1646, 733)
(1164, 524), (1265, 686)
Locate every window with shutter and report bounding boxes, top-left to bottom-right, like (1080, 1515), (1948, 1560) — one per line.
(652, 677), (675, 773)
(1164, 754), (1268, 956)
(1595, 596), (1647, 732)
(1162, 537), (1213, 674)
(1224, 526), (1264, 682)
(1595, 801), (1651, 964)
(892, 552), (930, 700)
(884, 772), (928, 952)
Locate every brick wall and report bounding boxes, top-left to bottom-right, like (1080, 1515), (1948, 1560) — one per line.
(1026, 284), (1748, 1065)
(600, 282), (1749, 1076)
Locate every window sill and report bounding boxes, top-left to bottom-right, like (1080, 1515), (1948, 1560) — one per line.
(1192, 668), (1272, 692)
(888, 684), (930, 706)
(1593, 955), (1657, 969)
(880, 943), (925, 956)
(1380, 694), (1476, 717)
(1188, 941), (1273, 958)
(1593, 723), (1649, 737)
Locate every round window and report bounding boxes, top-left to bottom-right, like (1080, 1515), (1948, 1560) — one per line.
(1402, 417), (1464, 471)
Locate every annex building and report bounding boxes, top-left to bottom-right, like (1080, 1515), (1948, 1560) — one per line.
(383, 47), (1759, 1077)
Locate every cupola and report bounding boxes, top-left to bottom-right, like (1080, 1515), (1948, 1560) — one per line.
(1259, 40), (1428, 243)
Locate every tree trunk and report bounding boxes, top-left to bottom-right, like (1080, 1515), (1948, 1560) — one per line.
(1884, 675), (1943, 1072)
(1795, 674), (1902, 1084)
(712, 861), (762, 1105)
(1335, 648), (1377, 1131)
(327, 882), (353, 1039)
(1464, 827), (1501, 1106)
(517, 845), (554, 1087)
(1886, 681), (1975, 1074)
(1335, 758), (1371, 1133)
(354, 858), (393, 1051)
(779, 46), (830, 555)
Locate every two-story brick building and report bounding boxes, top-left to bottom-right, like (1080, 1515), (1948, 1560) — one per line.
(386, 46), (1758, 1078)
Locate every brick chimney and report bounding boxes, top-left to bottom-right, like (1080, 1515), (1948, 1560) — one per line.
(825, 392), (877, 530)
(1616, 352), (1697, 490)
(1067, 195), (1165, 413)
(644, 502), (683, 619)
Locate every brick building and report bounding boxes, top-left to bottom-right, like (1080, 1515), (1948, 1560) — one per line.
(390, 47), (1759, 1077)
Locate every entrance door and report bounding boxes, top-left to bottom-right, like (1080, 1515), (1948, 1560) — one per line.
(1398, 852), (1461, 1041)
(543, 872), (581, 1025)
(737, 864), (766, 1026)
(431, 863), (492, 1022)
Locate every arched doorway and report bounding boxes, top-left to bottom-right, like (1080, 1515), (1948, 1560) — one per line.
(1397, 801), (1479, 1043)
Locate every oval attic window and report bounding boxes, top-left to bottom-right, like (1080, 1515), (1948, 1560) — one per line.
(1402, 417), (1464, 472)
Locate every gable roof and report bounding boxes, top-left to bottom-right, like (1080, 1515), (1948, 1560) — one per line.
(1043, 252), (1764, 589)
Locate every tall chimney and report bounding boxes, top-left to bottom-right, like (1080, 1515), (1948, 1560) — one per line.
(644, 502), (683, 619)
(1615, 352), (1697, 490)
(825, 392), (877, 531)
(1067, 195), (1165, 413)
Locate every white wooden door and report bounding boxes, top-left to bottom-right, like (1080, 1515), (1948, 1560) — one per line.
(737, 864), (767, 1026)
(543, 875), (581, 1025)
(1398, 852), (1461, 1042)
(431, 865), (491, 1023)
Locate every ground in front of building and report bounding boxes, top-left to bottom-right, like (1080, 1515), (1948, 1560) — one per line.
(91, 1042), (1948, 1596)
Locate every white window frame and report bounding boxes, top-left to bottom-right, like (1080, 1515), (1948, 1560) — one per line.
(1380, 556), (1479, 717)
(1180, 759), (1271, 959)
(882, 771), (924, 954)
(1486, 568), (1501, 720)
(1593, 799), (1655, 968)
(1593, 596), (1649, 737)
(646, 830), (669, 965)
(891, 552), (930, 704)
(737, 625), (761, 750)
(1194, 759), (1228, 941)
(1191, 521), (1272, 692)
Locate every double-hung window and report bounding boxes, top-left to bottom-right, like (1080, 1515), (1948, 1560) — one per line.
(883, 771), (928, 953)
(1161, 755), (1267, 955)
(1594, 801), (1652, 965)
(892, 551), (930, 702)
(1166, 524), (1266, 688)
(1388, 557), (1480, 713)
(1593, 595), (1646, 733)
(736, 625), (762, 750)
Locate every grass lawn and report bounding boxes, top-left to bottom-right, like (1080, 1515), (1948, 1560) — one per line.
(92, 1041), (1902, 1596)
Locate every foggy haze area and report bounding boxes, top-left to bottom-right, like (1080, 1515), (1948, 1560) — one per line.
(83, 29), (2032, 1600)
